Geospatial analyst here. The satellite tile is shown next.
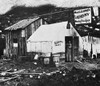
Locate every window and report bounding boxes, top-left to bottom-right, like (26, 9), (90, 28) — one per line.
(13, 38), (18, 47)
(21, 30), (25, 37)
(13, 38), (17, 43)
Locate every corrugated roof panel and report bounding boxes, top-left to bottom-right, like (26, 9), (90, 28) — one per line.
(5, 17), (39, 30)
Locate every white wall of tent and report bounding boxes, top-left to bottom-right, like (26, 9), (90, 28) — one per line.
(27, 21), (100, 59)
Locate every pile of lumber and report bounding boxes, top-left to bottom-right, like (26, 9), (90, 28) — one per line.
(75, 59), (98, 70)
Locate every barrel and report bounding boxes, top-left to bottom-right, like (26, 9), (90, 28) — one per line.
(53, 55), (60, 67)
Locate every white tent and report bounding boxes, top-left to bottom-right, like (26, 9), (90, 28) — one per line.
(82, 36), (100, 57)
(27, 21), (83, 54)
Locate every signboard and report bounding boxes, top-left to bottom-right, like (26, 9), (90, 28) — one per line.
(54, 41), (63, 46)
(74, 8), (92, 24)
(93, 6), (99, 16)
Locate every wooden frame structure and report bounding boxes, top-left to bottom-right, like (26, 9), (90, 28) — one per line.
(4, 17), (47, 58)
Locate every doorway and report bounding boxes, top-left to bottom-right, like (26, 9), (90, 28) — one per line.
(65, 36), (79, 62)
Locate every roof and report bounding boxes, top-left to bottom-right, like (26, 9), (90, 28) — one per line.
(27, 21), (81, 42)
(5, 17), (39, 31)
(27, 21), (83, 53)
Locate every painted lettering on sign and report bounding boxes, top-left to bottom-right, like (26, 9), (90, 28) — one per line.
(74, 8), (92, 24)
(54, 41), (63, 46)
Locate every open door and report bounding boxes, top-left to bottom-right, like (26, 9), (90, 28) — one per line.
(18, 37), (26, 56)
(73, 36), (79, 60)
(65, 36), (79, 62)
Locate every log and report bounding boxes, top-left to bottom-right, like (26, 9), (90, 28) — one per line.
(19, 70), (60, 76)
(0, 69), (25, 76)
(0, 75), (20, 83)
(8, 69), (25, 74)
(20, 72), (43, 75)
(76, 59), (83, 64)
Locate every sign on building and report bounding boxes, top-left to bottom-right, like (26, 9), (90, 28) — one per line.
(74, 8), (92, 24)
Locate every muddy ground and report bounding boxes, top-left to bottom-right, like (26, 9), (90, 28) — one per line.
(0, 59), (100, 86)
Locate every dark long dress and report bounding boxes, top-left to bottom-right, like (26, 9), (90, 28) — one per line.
(66, 42), (72, 61)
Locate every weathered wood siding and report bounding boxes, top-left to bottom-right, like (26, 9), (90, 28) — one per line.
(26, 18), (44, 39)
(18, 34), (26, 56)
(5, 18), (47, 58)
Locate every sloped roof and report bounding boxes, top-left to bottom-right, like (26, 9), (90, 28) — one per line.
(27, 21), (81, 42)
(27, 21), (83, 53)
(5, 17), (39, 31)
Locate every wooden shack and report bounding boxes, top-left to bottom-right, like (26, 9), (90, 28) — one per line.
(4, 17), (47, 58)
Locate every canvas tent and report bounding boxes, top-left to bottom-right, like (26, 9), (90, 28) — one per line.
(27, 21), (84, 55)
(82, 36), (100, 57)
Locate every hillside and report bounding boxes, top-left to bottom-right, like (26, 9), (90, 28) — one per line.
(0, 5), (100, 37)
(0, 5), (65, 31)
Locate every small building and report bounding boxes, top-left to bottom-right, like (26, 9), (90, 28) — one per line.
(27, 21), (84, 62)
(4, 17), (47, 58)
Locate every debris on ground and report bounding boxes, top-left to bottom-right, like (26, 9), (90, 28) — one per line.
(0, 59), (100, 86)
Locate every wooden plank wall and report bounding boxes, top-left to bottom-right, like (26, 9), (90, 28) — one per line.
(19, 37), (26, 56)
(5, 18), (47, 58)
(5, 31), (12, 58)
(26, 18), (47, 57)
(11, 31), (18, 58)
(5, 32), (9, 57)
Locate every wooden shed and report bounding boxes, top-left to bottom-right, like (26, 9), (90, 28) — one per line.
(4, 17), (47, 58)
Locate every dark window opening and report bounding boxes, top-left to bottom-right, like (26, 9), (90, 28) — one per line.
(13, 38), (18, 43)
